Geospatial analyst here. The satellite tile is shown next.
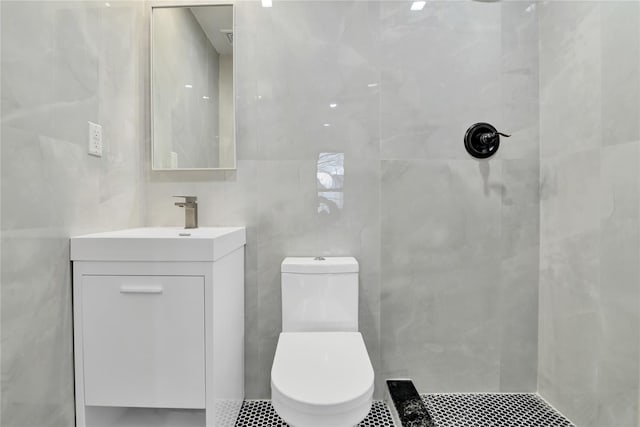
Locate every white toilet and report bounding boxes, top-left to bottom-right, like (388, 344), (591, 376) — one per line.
(271, 257), (374, 427)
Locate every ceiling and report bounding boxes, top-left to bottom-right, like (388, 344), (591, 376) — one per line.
(190, 5), (233, 56)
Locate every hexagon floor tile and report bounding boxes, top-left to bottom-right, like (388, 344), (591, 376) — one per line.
(234, 400), (394, 427)
(423, 394), (574, 427)
(234, 393), (574, 426)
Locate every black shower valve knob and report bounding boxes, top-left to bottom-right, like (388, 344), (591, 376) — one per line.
(464, 122), (510, 159)
(479, 131), (511, 145)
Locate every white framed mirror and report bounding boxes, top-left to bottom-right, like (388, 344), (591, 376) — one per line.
(151, 3), (235, 170)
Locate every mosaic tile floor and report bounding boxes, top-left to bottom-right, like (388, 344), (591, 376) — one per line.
(235, 400), (394, 427)
(234, 393), (574, 427)
(423, 394), (574, 427)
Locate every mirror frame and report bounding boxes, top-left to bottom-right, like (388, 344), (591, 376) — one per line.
(150, 1), (237, 171)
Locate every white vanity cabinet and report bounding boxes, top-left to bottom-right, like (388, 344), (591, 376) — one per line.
(71, 227), (246, 427)
(81, 275), (206, 409)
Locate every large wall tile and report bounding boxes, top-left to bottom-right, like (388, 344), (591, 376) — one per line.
(540, 149), (601, 245)
(499, 158), (539, 392)
(234, 1), (379, 162)
(539, 2), (602, 159)
(381, 159), (504, 392)
(594, 143), (639, 427)
(538, 2), (640, 426)
(376, 13), (540, 397)
(601, 2), (640, 147)
(1, 2), (147, 425)
(379, 1), (502, 160)
(1, 235), (75, 427)
(538, 231), (601, 426)
(498, 248), (539, 392)
(500, 2), (539, 160)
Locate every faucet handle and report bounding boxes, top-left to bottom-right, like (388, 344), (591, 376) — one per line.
(173, 196), (198, 229)
(173, 195), (198, 204)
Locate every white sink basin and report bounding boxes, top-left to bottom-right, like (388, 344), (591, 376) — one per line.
(70, 227), (246, 262)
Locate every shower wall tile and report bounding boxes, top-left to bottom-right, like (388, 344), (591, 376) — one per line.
(501, 159), (539, 258)
(538, 231), (601, 426)
(498, 248), (539, 392)
(601, 1), (640, 147)
(596, 143), (640, 427)
(539, 149), (601, 246)
(379, 1), (502, 161)
(1, 1), (147, 426)
(377, 0), (539, 395)
(538, 3), (640, 426)
(498, 159), (539, 392)
(539, 2), (602, 159)
(500, 1), (539, 160)
(380, 159), (504, 392)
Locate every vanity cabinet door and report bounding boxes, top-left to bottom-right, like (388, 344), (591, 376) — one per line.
(81, 275), (205, 409)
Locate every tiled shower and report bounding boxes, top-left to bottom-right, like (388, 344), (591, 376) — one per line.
(1, 1), (639, 427)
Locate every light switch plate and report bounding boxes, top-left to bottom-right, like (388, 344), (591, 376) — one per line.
(88, 121), (103, 157)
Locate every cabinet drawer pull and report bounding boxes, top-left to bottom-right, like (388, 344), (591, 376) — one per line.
(119, 286), (163, 294)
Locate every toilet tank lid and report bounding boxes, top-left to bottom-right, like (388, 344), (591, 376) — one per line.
(282, 257), (359, 274)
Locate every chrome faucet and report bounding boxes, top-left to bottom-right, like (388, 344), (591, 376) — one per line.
(174, 196), (198, 229)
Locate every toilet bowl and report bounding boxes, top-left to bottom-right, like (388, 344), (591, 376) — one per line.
(271, 332), (374, 427)
(270, 257), (374, 427)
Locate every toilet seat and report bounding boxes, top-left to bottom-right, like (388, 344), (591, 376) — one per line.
(271, 332), (374, 427)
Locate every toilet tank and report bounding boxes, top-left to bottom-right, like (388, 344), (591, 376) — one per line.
(281, 257), (359, 332)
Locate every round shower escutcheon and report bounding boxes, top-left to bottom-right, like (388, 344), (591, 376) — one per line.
(464, 122), (501, 159)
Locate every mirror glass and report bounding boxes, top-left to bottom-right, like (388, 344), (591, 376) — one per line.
(152, 5), (235, 170)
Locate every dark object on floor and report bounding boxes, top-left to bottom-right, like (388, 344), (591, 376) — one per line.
(386, 380), (435, 427)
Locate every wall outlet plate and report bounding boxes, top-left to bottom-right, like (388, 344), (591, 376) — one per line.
(88, 121), (103, 157)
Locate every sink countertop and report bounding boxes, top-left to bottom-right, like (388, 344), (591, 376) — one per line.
(71, 227), (246, 262)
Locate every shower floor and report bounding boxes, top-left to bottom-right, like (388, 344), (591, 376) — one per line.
(234, 393), (574, 427)
(423, 394), (574, 427)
